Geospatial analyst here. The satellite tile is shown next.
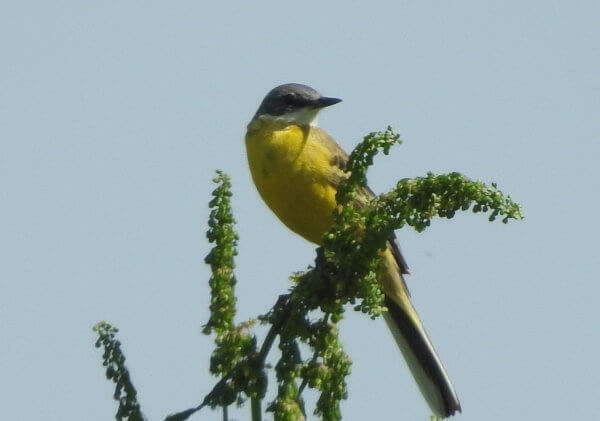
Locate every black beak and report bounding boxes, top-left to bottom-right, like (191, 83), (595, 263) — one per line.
(317, 96), (342, 108)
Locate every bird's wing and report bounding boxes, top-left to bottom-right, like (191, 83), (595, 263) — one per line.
(311, 129), (461, 417)
(311, 127), (410, 276)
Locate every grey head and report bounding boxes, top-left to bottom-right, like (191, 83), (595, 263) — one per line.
(253, 83), (341, 120)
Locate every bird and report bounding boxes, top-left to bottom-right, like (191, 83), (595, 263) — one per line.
(245, 83), (461, 418)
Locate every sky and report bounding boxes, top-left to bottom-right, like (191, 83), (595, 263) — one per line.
(1, 1), (599, 420)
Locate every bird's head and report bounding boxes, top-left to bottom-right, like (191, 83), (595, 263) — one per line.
(252, 83), (341, 126)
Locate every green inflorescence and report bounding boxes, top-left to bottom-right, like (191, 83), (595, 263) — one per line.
(201, 171), (263, 409)
(95, 127), (523, 421)
(204, 170), (239, 337)
(195, 128), (522, 420)
(93, 321), (145, 421)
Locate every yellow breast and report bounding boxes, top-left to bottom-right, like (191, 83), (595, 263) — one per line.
(245, 119), (339, 244)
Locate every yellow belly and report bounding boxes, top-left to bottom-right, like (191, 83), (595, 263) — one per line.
(245, 118), (418, 326)
(245, 121), (339, 244)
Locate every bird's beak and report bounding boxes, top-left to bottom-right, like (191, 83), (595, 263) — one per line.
(316, 96), (342, 108)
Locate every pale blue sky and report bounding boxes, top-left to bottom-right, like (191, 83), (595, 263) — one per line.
(2, 2), (599, 420)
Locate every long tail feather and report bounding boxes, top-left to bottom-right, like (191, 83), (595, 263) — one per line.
(383, 296), (461, 418)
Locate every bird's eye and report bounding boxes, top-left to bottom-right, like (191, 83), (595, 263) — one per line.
(283, 93), (296, 103)
(282, 93), (309, 108)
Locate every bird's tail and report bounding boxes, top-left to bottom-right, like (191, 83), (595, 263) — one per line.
(382, 295), (461, 418)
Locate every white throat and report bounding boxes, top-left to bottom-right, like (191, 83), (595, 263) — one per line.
(262, 108), (320, 127)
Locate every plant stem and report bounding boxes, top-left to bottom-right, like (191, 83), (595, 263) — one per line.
(297, 313), (330, 419)
(250, 294), (291, 421)
(251, 397), (262, 421)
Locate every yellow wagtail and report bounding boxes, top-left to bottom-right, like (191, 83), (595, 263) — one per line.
(245, 83), (461, 418)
